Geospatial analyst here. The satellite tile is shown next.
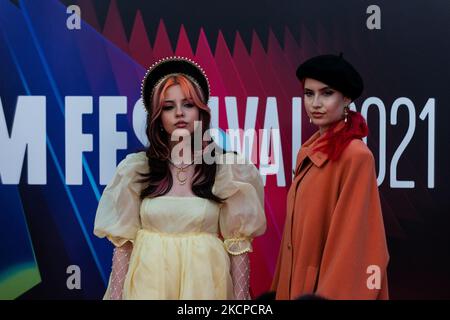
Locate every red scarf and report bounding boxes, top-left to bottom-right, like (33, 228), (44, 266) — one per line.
(313, 111), (369, 161)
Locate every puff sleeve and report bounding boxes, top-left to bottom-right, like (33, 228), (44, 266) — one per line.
(93, 152), (148, 247)
(213, 153), (266, 255)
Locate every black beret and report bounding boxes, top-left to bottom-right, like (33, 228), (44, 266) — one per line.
(141, 56), (210, 112)
(296, 54), (364, 101)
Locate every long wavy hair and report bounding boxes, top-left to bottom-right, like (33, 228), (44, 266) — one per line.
(137, 74), (225, 203)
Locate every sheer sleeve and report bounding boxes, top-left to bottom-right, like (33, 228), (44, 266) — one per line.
(104, 242), (133, 300)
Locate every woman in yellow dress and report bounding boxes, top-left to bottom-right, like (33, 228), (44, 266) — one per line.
(93, 56), (266, 300)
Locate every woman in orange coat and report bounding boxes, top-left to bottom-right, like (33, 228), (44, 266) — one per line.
(271, 54), (389, 300)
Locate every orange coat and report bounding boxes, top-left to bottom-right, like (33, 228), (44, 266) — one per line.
(271, 121), (389, 300)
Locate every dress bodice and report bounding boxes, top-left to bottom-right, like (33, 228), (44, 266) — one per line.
(140, 196), (221, 235)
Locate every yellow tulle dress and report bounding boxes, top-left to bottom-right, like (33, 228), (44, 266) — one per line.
(93, 151), (266, 300)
